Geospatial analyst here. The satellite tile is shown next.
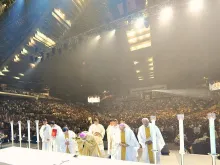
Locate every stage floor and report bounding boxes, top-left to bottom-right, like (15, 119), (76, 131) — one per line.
(0, 147), (219, 165)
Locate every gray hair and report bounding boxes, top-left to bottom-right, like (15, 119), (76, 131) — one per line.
(142, 118), (149, 122)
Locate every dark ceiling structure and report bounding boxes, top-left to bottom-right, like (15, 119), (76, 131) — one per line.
(0, 0), (220, 100)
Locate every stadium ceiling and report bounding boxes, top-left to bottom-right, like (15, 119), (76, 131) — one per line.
(1, 0), (220, 96)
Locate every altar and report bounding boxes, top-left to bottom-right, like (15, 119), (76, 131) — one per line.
(0, 147), (219, 165)
(0, 147), (148, 165)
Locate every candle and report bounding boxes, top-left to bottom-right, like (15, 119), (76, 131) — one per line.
(10, 121), (14, 146)
(35, 120), (40, 150)
(150, 116), (157, 151)
(177, 114), (185, 154)
(18, 121), (22, 147)
(207, 113), (216, 155)
(27, 120), (31, 149)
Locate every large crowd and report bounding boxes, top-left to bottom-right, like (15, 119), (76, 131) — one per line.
(0, 94), (220, 149)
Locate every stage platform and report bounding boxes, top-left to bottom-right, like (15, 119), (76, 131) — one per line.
(0, 147), (219, 165)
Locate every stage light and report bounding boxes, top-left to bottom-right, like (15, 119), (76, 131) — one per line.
(14, 55), (20, 62)
(110, 29), (116, 36)
(148, 57), (153, 62)
(159, 6), (173, 22)
(134, 17), (145, 29)
(14, 77), (20, 80)
(21, 48), (28, 55)
(149, 62), (153, 66)
(30, 63), (36, 68)
(34, 31), (56, 48)
(136, 70), (140, 73)
(149, 67), (154, 71)
(128, 38), (138, 44)
(127, 31), (136, 38)
(19, 73), (24, 76)
(95, 35), (101, 40)
(133, 61), (139, 65)
(2, 66), (9, 72)
(0, 71), (5, 76)
(189, 0), (204, 13)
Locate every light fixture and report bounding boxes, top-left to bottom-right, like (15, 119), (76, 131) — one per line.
(149, 67), (154, 71)
(95, 35), (101, 40)
(139, 78), (144, 81)
(2, 66), (9, 72)
(14, 55), (20, 62)
(28, 37), (36, 47)
(110, 29), (116, 36)
(33, 30), (56, 48)
(128, 38), (138, 44)
(159, 6), (173, 22)
(14, 77), (20, 80)
(189, 0), (204, 13)
(133, 61), (139, 65)
(130, 41), (151, 51)
(21, 48), (28, 55)
(150, 76), (154, 79)
(0, 71), (5, 76)
(134, 17), (145, 29)
(19, 73), (24, 76)
(148, 57), (153, 62)
(136, 70), (140, 73)
(149, 62), (154, 66)
(30, 63), (36, 68)
(126, 31), (136, 38)
(52, 9), (71, 28)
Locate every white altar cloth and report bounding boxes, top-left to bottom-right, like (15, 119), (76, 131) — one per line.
(0, 147), (149, 165)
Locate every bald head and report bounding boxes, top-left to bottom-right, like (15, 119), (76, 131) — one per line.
(119, 123), (126, 131)
(142, 118), (149, 127)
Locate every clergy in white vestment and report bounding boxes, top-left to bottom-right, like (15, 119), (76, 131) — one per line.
(120, 119), (131, 129)
(107, 119), (114, 157)
(111, 123), (140, 162)
(107, 119), (119, 157)
(88, 118), (105, 153)
(60, 127), (77, 155)
(40, 119), (52, 151)
(49, 121), (63, 152)
(138, 118), (165, 164)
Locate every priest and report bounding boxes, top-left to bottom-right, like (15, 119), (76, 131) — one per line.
(40, 119), (52, 151)
(49, 121), (63, 152)
(88, 118), (105, 154)
(60, 127), (77, 155)
(107, 119), (119, 158)
(107, 119), (114, 157)
(137, 118), (165, 164)
(77, 132), (101, 157)
(111, 123), (140, 161)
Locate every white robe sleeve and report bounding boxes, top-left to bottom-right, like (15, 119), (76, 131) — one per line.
(100, 124), (105, 139)
(156, 126), (165, 151)
(88, 125), (93, 134)
(137, 126), (146, 148)
(127, 129), (139, 148)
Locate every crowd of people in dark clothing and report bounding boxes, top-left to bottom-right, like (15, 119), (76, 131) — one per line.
(0, 94), (219, 154)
